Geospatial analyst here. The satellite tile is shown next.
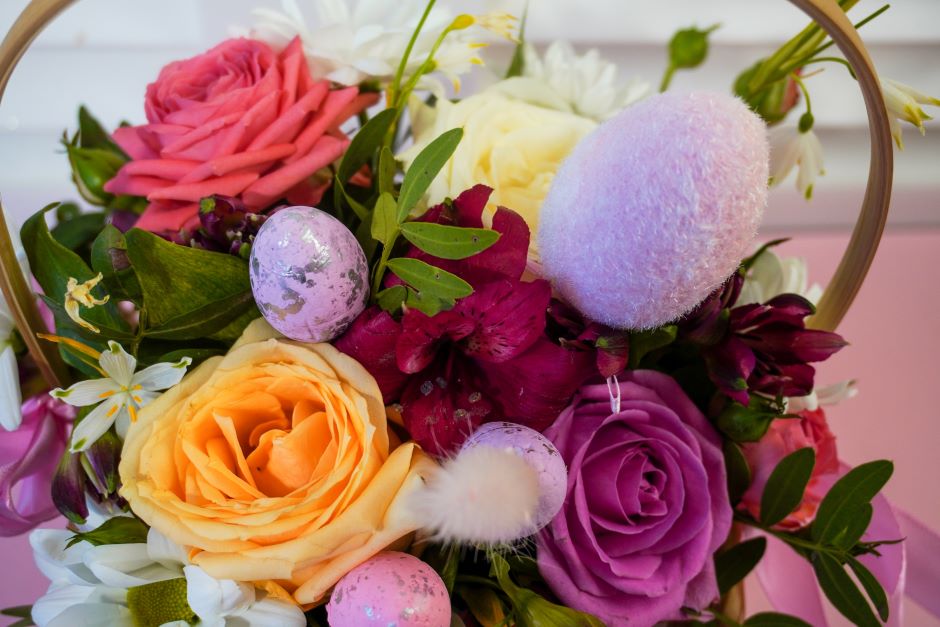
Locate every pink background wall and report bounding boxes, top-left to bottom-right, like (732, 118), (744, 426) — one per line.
(2, 229), (938, 624)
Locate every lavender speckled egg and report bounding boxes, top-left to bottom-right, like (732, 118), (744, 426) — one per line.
(327, 552), (451, 626)
(461, 422), (568, 530)
(249, 206), (369, 342)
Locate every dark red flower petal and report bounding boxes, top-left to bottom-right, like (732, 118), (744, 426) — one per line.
(397, 309), (476, 374)
(750, 362), (817, 398)
(479, 338), (595, 432)
(399, 354), (495, 456)
(704, 336), (757, 405)
(455, 279), (551, 363)
(334, 307), (409, 403)
(745, 325), (848, 364)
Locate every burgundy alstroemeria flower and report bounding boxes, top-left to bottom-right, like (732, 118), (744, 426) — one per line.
(187, 194), (271, 256)
(336, 185), (595, 456)
(682, 274), (847, 404)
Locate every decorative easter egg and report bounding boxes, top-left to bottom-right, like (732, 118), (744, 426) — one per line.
(249, 206), (369, 342)
(461, 422), (568, 531)
(537, 90), (769, 330)
(327, 552), (451, 627)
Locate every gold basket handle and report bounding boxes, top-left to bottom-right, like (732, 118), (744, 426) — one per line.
(0, 0), (893, 388)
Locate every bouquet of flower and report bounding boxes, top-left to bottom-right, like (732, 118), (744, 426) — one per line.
(2, 0), (939, 626)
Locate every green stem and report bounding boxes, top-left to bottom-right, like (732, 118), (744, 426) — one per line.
(791, 72), (813, 117)
(389, 0), (437, 106)
(370, 234), (397, 299)
(454, 575), (503, 591)
(709, 608), (745, 627)
(659, 64), (677, 92)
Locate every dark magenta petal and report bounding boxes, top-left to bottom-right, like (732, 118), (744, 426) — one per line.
(334, 306), (409, 403)
(396, 310), (475, 374)
(455, 279), (550, 363)
(747, 326), (848, 364)
(764, 293), (816, 318)
(704, 336), (756, 405)
(750, 362), (817, 398)
(480, 338), (595, 431)
(399, 355), (495, 456)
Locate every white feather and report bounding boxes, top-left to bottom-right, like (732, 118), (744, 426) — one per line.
(410, 446), (541, 546)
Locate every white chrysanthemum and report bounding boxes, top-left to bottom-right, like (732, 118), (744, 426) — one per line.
(738, 247), (823, 307)
(769, 126), (825, 199)
(522, 41), (649, 121)
(251, 0), (511, 91)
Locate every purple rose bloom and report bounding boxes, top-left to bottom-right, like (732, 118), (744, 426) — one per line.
(537, 371), (732, 626)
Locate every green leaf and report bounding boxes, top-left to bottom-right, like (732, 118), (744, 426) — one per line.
(387, 257), (472, 301)
(827, 502), (874, 550)
(65, 144), (126, 206)
(404, 286), (454, 317)
(628, 325), (677, 368)
(39, 295), (135, 342)
(400, 222), (499, 260)
(744, 612), (813, 627)
(371, 192), (399, 244)
(91, 225), (143, 304)
(812, 460), (893, 544)
(376, 285), (407, 313)
(377, 145), (397, 195)
(505, 2), (529, 78)
(67, 516), (149, 548)
(847, 556), (890, 622)
(78, 106), (125, 154)
(334, 178), (371, 222)
(397, 127), (463, 222)
(51, 209), (105, 252)
(124, 228), (257, 342)
(715, 537), (767, 595)
(724, 440), (752, 505)
(760, 447), (815, 527)
(717, 401), (778, 443)
(812, 552), (880, 627)
(154, 347), (225, 368)
(0, 605), (34, 627)
(144, 291), (255, 340)
(21, 205), (128, 332)
(336, 107), (398, 184)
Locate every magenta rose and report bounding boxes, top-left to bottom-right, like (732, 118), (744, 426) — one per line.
(537, 371), (732, 626)
(0, 394), (73, 536)
(105, 37), (373, 236)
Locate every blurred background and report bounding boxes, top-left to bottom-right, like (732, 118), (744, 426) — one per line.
(1, 0), (938, 625)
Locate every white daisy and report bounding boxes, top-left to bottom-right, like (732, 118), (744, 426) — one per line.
(51, 342), (190, 452)
(522, 41), (649, 121)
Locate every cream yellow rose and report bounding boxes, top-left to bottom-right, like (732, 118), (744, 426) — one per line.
(402, 78), (597, 262)
(118, 319), (436, 605)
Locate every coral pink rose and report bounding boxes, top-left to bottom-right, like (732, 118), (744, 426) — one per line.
(740, 408), (839, 528)
(0, 394), (74, 536)
(105, 37), (373, 236)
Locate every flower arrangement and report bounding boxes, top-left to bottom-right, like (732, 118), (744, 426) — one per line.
(1, 1), (938, 626)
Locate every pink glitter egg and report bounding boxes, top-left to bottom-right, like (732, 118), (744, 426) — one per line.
(461, 422), (567, 531)
(249, 206), (369, 342)
(327, 552), (451, 626)
(537, 91), (769, 330)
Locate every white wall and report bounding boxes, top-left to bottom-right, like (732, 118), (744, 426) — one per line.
(1, 0), (938, 233)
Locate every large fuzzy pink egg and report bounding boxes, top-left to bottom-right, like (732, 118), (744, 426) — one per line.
(327, 552), (450, 626)
(537, 91), (769, 329)
(250, 206), (369, 342)
(461, 422), (567, 531)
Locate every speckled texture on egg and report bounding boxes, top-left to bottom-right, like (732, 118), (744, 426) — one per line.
(326, 552), (451, 626)
(462, 421), (568, 531)
(249, 206), (369, 343)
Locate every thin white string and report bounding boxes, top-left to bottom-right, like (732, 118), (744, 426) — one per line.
(606, 374), (621, 414)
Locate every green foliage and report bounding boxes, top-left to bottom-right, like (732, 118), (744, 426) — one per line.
(67, 516), (149, 548)
(661, 24), (719, 91)
(628, 325), (678, 368)
(744, 612), (813, 627)
(714, 537), (766, 595)
(397, 128), (463, 222)
(0, 605), (35, 627)
(723, 440), (752, 505)
(716, 396), (785, 443)
(91, 225), (142, 304)
(812, 460), (893, 545)
(400, 222), (499, 260)
(387, 258), (472, 300)
(813, 552), (881, 627)
(760, 447), (815, 527)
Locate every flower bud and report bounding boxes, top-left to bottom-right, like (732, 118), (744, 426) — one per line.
(83, 430), (122, 495)
(51, 451), (89, 525)
(668, 25), (718, 70)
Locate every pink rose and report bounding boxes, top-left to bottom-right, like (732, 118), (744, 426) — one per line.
(105, 37), (373, 236)
(0, 394), (73, 536)
(740, 408), (839, 529)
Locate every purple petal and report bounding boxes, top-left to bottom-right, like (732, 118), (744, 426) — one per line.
(334, 307), (409, 403)
(396, 310), (475, 373)
(454, 279), (550, 363)
(704, 337), (757, 405)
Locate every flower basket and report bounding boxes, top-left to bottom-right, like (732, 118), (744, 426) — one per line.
(0, 1), (921, 626)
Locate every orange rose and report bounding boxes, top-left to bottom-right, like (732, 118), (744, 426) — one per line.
(118, 319), (435, 604)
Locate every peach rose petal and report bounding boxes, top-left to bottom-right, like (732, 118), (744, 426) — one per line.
(147, 171), (259, 203)
(285, 87), (359, 164)
(246, 82), (329, 152)
(241, 136), (347, 209)
(123, 158), (201, 180)
(119, 319), (436, 604)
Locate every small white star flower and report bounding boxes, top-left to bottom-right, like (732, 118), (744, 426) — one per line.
(64, 273), (110, 333)
(51, 342), (191, 452)
(769, 126), (825, 199)
(881, 78), (940, 149)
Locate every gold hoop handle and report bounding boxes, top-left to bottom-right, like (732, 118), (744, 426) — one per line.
(0, 0), (893, 388)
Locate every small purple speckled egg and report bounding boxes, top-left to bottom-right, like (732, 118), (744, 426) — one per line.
(249, 206), (369, 343)
(327, 552), (451, 626)
(461, 422), (568, 531)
